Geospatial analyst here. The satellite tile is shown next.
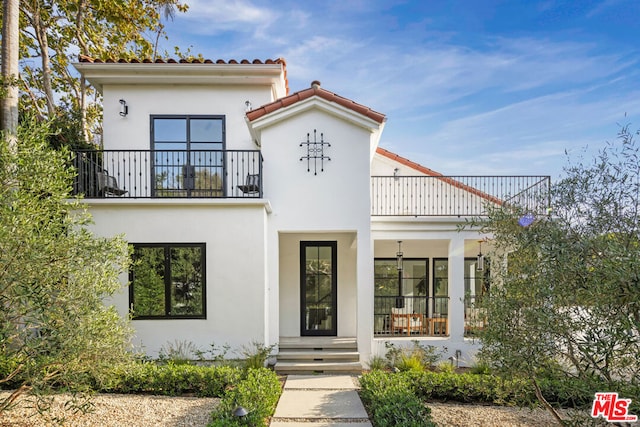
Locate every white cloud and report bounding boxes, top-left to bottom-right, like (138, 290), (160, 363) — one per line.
(178, 0), (277, 35)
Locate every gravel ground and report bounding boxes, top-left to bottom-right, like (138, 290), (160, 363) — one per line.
(0, 392), (593, 427)
(0, 392), (219, 427)
(427, 402), (587, 426)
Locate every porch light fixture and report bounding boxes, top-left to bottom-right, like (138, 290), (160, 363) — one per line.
(245, 100), (252, 111)
(476, 240), (484, 272)
(396, 241), (404, 271)
(119, 99), (128, 117)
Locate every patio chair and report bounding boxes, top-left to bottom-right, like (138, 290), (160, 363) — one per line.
(238, 174), (260, 195)
(96, 170), (127, 196)
(391, 307), (423, 335)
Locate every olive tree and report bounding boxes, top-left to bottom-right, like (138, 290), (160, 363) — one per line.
(0, 118), (133, 413)
(475, 124), (640, 424)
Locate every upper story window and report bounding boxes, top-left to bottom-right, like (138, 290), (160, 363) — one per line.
(151, 115), (225, 197)
(129, 243), (206, 319)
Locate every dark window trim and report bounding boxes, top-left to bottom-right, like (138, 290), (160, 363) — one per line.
(129, 242), (207, 320)
(150, 115), (226, 198)
(300, 241), (338, 336)
(374, 257), (429, 297)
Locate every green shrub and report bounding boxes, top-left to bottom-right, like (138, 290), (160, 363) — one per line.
(368, 355), (388, 371)
(96, 362), (242, 397)
(384, 341), (444, 371)
(208, 368), (281, 426)
(396, 353), (425, 373)
(360, 370), (436, 427)
(239, 341), (276, 370)
(412, 370), (532, 405)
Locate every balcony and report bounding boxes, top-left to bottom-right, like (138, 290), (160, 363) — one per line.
(371, 175), (551, 217)
(72, 149), (262, 199)
(374, 296), (449, 337)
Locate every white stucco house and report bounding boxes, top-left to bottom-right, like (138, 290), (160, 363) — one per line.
(72, 56), (549, 372)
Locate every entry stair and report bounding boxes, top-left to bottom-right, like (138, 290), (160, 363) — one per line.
(275, 337), (362, 375)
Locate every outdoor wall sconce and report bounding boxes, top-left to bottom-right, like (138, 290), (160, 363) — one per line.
(245, 100), (252, 111)
(119, 99), (128, 117)
(477, 240), (485, 271)
(396, 240), (404, 271)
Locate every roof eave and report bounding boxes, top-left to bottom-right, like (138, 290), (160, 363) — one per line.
(73, 62), (286, 94)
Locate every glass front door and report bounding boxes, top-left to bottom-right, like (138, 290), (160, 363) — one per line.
(300, 241), (337, 336)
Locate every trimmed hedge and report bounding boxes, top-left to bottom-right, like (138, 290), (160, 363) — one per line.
(95, 362), (243, 397)
(208, 368), (282, 426)
(360, 370), (436, 427)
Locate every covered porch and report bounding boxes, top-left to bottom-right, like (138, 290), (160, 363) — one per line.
(372, 237), (489, 340)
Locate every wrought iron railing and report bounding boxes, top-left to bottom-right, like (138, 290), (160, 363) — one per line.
(72, 149), (262, 199)
(374, 295), (449, 337)
(371, 175), (551, 217)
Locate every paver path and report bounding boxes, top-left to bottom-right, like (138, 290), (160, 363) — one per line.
(270, 375), (372, 427)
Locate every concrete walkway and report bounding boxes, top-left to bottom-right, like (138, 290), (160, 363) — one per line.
(270, 375), (372, 427)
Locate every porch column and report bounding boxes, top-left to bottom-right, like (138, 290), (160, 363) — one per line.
(448, 236), (465, 338)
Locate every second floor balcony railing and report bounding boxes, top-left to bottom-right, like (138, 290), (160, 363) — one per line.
(72, 149), (262, 199)
(371, 175), (551, 217)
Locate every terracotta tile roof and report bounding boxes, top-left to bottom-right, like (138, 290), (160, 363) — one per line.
(246, 81), (386, 124)
(376, 147), (502, 205)
(77, 54), (289, 94)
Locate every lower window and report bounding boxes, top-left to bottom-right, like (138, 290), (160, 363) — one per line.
(129, 243), (206, 319)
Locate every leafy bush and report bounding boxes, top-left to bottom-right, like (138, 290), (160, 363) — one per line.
(96, 362), (242, 397)
(360, 370), (436, 427)
(384, 341), (444, 371)
(239, 341), (276, 370)
(368, 355), (387, 371)
(412, 370), (531, 405)
(208, 368), (281, 426)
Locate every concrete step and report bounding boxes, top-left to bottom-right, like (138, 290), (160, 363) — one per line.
(276, 337), (361, 375)
(277, 350), (360, 361)
(278, 336), (358, 350)
(275, 361), (363, 375)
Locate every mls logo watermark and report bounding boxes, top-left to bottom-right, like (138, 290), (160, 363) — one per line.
(591, 392), (638, 423)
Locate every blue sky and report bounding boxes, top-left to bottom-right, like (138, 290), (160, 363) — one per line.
(160, 0), (640, 178)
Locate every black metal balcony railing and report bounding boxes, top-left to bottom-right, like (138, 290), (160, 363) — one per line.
(374, 296), (449, 337)
(371, 175), (551, 217)
(72, 150), (262, 199)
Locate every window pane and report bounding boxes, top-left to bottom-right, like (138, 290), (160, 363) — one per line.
(132, 247), (166, 316)
(170, 247), (204, 316)
(190, 118), (222, 143)
(154, 119), (186, 142)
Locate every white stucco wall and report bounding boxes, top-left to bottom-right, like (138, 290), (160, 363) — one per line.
(91, 201), (269, 357)
(256, 107), (376, 360)
(101, 85), (274, 151)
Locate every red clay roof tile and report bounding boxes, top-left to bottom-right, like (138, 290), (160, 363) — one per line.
(376, 147), (502, 204)
(77, 54), (289, 94)
(246, 83), (386, 124)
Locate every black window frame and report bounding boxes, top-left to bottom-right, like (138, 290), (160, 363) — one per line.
(374, 258), (429, 315)
(129, 243), (207, 320)
(432, 258), (449, 316)
(150, 115), (226, 197)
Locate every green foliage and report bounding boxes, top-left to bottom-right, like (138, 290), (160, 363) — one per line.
(0, 119), (133, 411)
(359, 370), (436, 427)
(158, 340), (199, 365)
(384, 341), (445, 372)
(411, 370), (531, 406)
(14, 0), (190, 142)
(239, 341), (276, 370)
(368, 355), (388, 371)
(96, 362), (242, 397)
(208, 368), (281, 427)
(466, 124), (640, 422)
